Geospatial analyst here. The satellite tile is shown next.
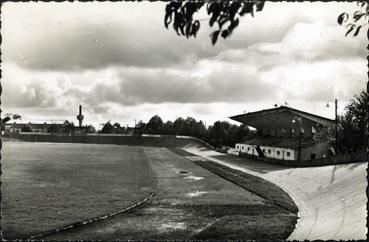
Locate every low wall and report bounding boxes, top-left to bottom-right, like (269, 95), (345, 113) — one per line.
(239, 149), (366, 167)
(4, 133), (214, 149)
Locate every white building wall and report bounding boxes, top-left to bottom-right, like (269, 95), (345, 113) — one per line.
(235, 143), (297, 161)
(274, 148), (284, 160)
(9, 128), (21, 133)
(283, 148), (295, 160)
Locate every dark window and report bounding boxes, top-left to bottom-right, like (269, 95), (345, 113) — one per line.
(286, 152), (291, 157)
(268, 150), (271, 154)
(277, 151), (281, 155)
(248, 147), (250, 151)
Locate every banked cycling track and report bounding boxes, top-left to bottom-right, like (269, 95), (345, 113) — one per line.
(183, 143), (367, 240)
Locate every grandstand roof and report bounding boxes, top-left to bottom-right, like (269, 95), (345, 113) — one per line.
(229, 106), (335, 129)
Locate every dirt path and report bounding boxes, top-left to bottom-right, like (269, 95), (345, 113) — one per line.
(183, 146), (367, 240)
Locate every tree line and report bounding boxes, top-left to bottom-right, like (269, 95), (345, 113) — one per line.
(337, 90), (368, 153)
(100, 115), (254, 147)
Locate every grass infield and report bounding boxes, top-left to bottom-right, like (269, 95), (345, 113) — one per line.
(1, 142), (157, 239)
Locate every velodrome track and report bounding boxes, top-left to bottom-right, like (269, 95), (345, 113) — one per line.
(2, 137), (366, 240)
(183, 144), (367, 240)
(2, 140), (297, 240)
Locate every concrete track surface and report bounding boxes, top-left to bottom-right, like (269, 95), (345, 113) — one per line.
(183, 144), (367, 240)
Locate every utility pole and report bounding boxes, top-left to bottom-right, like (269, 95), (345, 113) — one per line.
(292, 116), (302, 165)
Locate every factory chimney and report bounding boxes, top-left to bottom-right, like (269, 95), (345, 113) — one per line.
(76, 105), (84, 127)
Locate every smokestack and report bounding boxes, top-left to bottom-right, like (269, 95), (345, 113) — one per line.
(76, 105), (84, 128)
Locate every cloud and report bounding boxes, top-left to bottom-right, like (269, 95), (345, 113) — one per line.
(60, 63), (277, 106)
(1, 2), (366, 128)
(1, 2), (218, 71)
(3, 2), (361, 72)
(2, 66), (57, 108)
(256, 22), (366, 62)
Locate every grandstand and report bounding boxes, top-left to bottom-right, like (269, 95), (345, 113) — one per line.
(230, 106), (336, 162)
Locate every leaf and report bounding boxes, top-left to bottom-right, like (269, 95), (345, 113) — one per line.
(185, 22), (191, 38)
(228, 18), (239, 33)
(164, 11), (172, 29)
(173, 13), (181, 36)
(229, 2), (241, 17)
(345, 25), (355, 36)
(217, 16), (228, 29)
(255, 1), (265, 12)
(240, 2), (254, 16)
(209, 6), (220, 27)
(337, 13), (348, 25)
(192, 20), (200, 37)
(221, 29), (229, 39)
(353, 13), (365, 22)
(207, 2), (215, 15)
(353, 25), (362, 37)
(211, 30), (220, 45)
(179, 22), (186, 36)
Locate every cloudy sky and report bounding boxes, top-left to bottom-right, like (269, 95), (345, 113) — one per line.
(1, 2), (367, 128)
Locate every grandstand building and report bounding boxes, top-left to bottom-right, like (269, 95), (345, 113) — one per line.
(230, 106), (336, 162)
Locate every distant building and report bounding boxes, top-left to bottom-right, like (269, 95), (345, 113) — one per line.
(4, 121), (69, 134)
(126, 126), (135, 135)
(5, 123), (24, 133)
(230, 106), (336, 161)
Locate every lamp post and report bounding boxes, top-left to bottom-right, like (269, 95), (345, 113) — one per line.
(326, 99), (338, 150)
(292, 116), (302, 165)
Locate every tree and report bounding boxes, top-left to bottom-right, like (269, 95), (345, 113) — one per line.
(183, 117), (197, 135)
(233, 124), (251, 143)
(62, 121), (75, 134)
(337, 90), (368, 152)
(208, 121), (232, 146)
(134, 120), (147, 135)
(146, 115), (164, 134)
(162, 121), (175, 135)
(312, 124), (335, 142)
(101, 121), (114, 134)
(47, 124), (62, 133)
(85, 125), (97, 134)
(337, 2), (368, 38)
(195, 120), (207, 138)
(21, 125), (32, 133)
(164, 1), (265, 45)
(113, 122), (123, 134)
(173, 117), (186, 135)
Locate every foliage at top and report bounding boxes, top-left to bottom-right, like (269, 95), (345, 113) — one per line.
(337, 1), (368, 38)
(164, 0), (265, 45)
